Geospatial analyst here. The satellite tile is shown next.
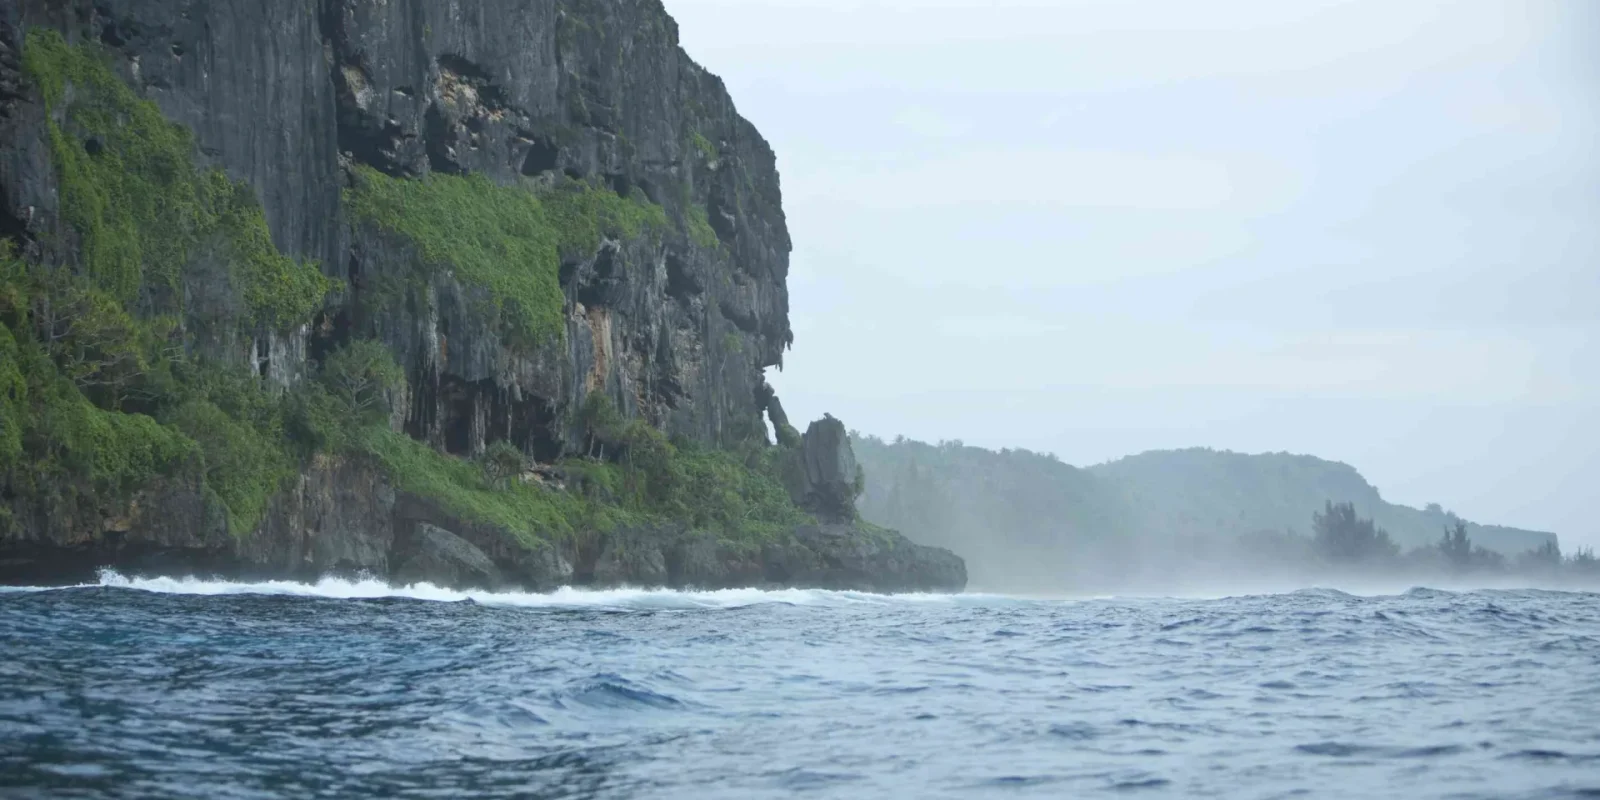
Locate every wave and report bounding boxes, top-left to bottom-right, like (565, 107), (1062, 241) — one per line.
(0, 569), (1007, 611)
(11, 572), (1569, 609)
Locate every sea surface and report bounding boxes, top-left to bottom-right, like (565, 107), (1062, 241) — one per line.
(2, 574), (1598, 799)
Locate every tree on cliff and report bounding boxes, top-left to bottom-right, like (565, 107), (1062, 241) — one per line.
(1517, 540), (1563, 572)
(321, 340), (404, 421)
(1439, 521), (1473, 570)
(1312, 501), (1399, 564)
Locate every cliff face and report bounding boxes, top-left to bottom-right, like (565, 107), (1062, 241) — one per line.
(0, 1), (965, 592)
(7, 0), (787, 449)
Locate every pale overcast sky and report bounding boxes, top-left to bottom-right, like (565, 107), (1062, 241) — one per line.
(664, 0), (1599, 548)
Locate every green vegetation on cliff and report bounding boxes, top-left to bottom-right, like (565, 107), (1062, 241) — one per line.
(23, 29), (333, 329)
(0, 306), (198, 499)
(686, 204), (720, 249)
(357, 427), (606, 545)
(349, 390), (808, 546)
(345, 166), (667, 345)
(0, 241), (317, 535)
(0, 31), (332, 537)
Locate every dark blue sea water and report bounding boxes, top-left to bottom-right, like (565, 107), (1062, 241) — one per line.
(2, 574), (1598, 799)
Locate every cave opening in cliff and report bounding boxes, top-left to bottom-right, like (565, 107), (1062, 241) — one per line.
(635, 179), (661, 205)
(307, 308), (351, 368)
(441, 378), (475, 457)
(96, 12), (127, 48)
(0, 206), (29, 247)
(432, 379), (566, 464)
(423, 105), (463, 175)
(665, 253), (701, 305)
(507, 396), (563, 465)
(345, 253), (362, 288)
(521, 138), (559, 176)
(576, 245), (620, 307)
(606, 172), (632, 199)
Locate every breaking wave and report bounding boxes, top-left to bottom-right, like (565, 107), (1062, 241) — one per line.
(2, 569), (1013, 611)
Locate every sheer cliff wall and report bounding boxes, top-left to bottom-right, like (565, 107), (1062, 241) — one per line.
(0, 1), (966, 592)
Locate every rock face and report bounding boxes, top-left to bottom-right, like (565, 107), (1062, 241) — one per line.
(791, 416), (863, 522)
(769, 525), (968, 594)
(393, 523), (502, 590)
(0, 0), (967, 593)
(2, 0), (788, 454)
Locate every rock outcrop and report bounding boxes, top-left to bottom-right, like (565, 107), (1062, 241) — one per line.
(0, 0), (966, 593)
(789, 415), (863, 522)
(393, 523), (503, 590)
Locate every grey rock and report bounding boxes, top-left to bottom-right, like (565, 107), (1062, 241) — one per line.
(775, 524), (967, 593)
(501, 539), (576, 592)
(667, 533), (764, 589)
(789, 416), (862, 522)
(393, 523), (502, 590)
(592, 527), (670, 587)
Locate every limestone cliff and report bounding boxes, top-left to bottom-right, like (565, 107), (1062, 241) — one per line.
(0, 1), (965, 592)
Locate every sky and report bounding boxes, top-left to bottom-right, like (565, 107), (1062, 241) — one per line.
(663, 0), (1599, 548)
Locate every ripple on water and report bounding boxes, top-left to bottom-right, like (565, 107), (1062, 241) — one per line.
(560, 674), (687, 712)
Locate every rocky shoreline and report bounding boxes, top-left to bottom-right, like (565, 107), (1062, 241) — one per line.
(0, 488), (968, 594)
(0, 418), (967, 594)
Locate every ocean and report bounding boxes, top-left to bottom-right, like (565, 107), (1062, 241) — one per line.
(2, 574), (1597, 799)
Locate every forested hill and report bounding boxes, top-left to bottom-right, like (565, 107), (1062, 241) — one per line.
(1090, 449), (1556, 555)
(852, 437), (1135, 591)
(853, 437), (1558, 590)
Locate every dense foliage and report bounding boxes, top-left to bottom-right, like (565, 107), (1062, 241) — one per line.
(0, 30), (335, 538)
(23, 29), (334, 330)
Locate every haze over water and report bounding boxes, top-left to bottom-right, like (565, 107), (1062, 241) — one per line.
(3, 574), (1598, 799)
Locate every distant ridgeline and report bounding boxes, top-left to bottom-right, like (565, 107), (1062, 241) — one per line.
(853, 437), (1560, 589)
(1089, 449), (1556, 555)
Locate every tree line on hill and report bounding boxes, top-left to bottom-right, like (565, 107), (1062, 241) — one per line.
(1297, 500), (1597, 581)
(850, 433), (1597, 592)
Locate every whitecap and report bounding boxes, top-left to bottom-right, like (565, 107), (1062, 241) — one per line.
(0, 569), (1015, 612)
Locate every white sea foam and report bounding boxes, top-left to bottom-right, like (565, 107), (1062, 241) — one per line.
(0, 569), (1010, 611)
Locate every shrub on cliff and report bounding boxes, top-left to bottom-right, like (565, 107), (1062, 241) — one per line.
(575, 394), (811, 539)
(320, 340), (404, 422)
(480, 441), (527, 488)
